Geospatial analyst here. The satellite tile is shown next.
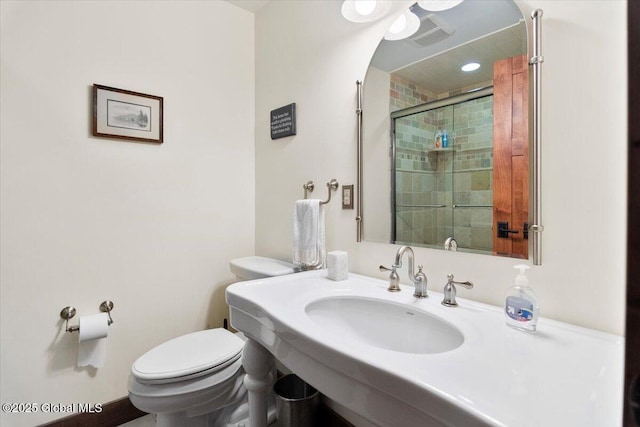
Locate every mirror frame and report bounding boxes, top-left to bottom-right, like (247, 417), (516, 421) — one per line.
(355, 6), (544, 265)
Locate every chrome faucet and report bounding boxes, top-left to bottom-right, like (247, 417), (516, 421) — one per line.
(379, 246), (428, 298)
(441, 274), (474, 307)
(444, 237), (457, 251)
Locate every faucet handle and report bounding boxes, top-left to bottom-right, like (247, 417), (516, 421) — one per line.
(447, 273), (473, 289)
(442, 274), (473, 307)
(379, 265), (401, 292)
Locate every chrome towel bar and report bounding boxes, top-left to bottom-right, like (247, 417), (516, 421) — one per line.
(303, 179), (339, 205)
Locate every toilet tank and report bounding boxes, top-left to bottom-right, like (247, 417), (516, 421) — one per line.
(229, 256), (296, 281)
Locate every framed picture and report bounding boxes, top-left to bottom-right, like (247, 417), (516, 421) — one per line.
(93, 84), (163, 144)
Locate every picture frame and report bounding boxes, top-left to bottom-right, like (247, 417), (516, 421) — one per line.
(93, 84), (163, 144)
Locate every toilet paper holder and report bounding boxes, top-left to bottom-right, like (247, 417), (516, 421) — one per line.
(60, 301), (114, 333)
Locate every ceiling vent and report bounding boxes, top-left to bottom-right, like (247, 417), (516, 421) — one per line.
(405, 13), (456, 48)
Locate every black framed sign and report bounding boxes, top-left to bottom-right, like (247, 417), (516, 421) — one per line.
(270, 103), (296, 140)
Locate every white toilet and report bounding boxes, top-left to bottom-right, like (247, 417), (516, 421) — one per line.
(128, 256), (295, 427)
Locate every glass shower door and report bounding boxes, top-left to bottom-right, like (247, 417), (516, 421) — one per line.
(392, 105), (454, 247)
(391, 93), (494, 252)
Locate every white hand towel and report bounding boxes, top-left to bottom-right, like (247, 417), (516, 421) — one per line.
(292, 199), (325, 268)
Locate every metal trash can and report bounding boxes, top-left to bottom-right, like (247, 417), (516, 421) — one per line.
(273, 374), (320, 427)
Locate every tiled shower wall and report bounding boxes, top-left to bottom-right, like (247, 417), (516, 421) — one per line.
(391, 75), (493, 252)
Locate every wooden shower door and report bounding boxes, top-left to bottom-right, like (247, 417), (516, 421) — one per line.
(493, 55), (529, 258)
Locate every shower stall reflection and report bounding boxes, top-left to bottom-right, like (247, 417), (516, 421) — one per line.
(391, 91), (494, 253)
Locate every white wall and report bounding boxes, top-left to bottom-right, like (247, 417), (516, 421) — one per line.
(255, 0), (627, 336)
(361, 65), (391, 243)
(0, 1), (255, 425)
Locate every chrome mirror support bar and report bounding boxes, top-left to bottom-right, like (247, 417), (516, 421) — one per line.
(530, 9), (544, 265)
(356, 80), (363, 242)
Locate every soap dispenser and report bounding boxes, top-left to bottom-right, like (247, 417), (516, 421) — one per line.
(504, 264), (539, 332)
(441, 129), (449, 148)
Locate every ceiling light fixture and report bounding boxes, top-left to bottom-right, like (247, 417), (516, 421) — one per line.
(417, 0), (464, 12)
(461, 62), (481, 72)
(341, 0), (391, 23)
(383, 10), (420, 41)
(355, 0), (376, 16)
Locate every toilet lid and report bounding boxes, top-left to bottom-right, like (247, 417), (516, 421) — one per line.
(230, 256), (295, 280)
(132, 329), (244, 384)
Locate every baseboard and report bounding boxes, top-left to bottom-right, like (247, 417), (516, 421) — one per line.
(38, 397), (147, 427)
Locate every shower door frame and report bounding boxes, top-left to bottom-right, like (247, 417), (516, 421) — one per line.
(390, 87), (494, 246)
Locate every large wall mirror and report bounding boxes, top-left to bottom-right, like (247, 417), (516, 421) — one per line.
(362, 0), (529, 258)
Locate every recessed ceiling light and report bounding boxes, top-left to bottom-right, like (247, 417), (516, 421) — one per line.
(417, 0), (464, 12)
(383, 10), (420, 41)
(461, 62), (481, 72)
(341, 0), (391, 23)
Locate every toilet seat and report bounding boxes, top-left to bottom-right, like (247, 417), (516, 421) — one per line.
(132, 329), (245, 385)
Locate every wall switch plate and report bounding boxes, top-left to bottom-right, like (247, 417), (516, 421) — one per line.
(342, 185), (354, 209)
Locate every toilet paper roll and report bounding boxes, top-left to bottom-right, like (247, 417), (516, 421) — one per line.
(327, 251), (348, 281)
(77, 313), (109, 368)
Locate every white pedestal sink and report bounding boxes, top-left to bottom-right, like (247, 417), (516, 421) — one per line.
(226, 270), (624, 427)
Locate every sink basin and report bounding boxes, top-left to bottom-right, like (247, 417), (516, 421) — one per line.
(305, 296), (463, 354)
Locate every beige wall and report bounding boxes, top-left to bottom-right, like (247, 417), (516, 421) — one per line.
(361, 65), (391, 243)
(0, 1), (255, 425)
(255, 0), (627, 335)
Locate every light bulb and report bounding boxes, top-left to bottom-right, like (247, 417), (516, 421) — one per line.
(383, 10), (420, 41)
(417, 0), (464, 12)
(341, 0), (391, 23)
(388, 14), (407, 35)
(354, 0), (376, 16)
